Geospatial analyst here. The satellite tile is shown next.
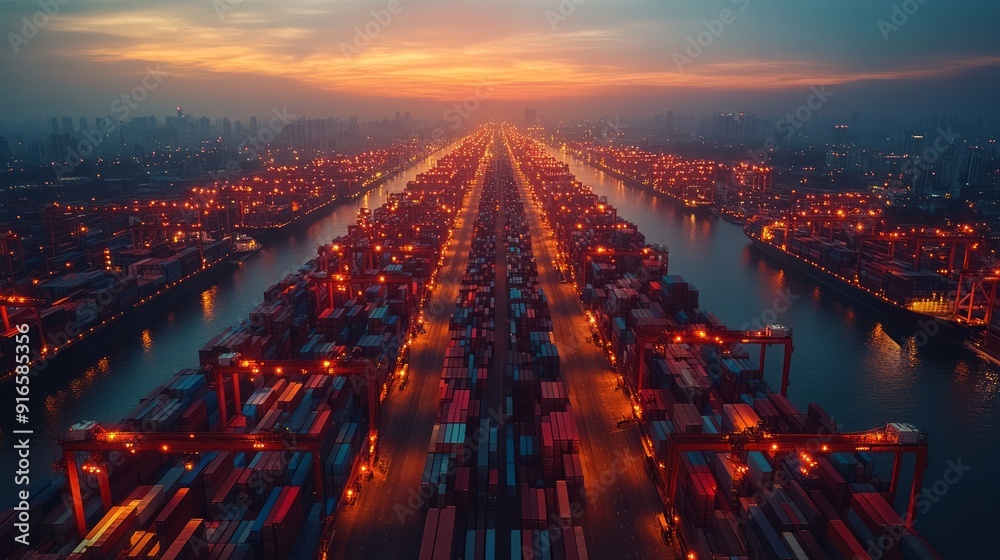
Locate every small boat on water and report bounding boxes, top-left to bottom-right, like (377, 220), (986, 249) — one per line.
(229, 235), (261, 265)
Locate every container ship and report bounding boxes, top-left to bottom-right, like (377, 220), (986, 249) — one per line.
(4, 125), (944, 560)
(743, 194), (996, 344)
(0, 235), (235, 381)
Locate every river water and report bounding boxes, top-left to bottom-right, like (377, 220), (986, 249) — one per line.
(546, 146), (993, 558)
(3, 142), (990, 557)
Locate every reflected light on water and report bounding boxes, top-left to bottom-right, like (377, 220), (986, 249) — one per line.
(972, 362), (999, 400)
(902, 336), (922, 368)
(686, 213), (697, 243)
(45, 356), (111, 423)
(201, 286), (218, 321)
(140, 329), (153, 351)
(866, 323), (905, 371)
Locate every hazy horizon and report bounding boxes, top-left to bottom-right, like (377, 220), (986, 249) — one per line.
(2, 0), (999, 123)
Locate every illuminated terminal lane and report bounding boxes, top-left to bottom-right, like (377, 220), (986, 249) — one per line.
(326, 137), (493, 559)
(502, 125), (671, 560)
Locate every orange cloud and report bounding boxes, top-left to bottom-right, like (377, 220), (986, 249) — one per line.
(47, 12), (1000, 101)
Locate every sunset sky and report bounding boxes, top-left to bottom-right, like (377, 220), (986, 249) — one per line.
(2, 0), (999, 121)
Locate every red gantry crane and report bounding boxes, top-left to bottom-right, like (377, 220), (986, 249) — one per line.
(0, 294), (49, 366)
(59, 354), (392, 537)
(208, 357), (387, 447)
(632, 325), (794, 396)
(662, 425), (930, 533)
(60, 428), (322, 537)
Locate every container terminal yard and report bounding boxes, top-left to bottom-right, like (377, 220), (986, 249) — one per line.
(550, 133), (998, 351)
(551, 137), (771, 217)
(3, 123), (944, 559)
(0, 140), (431, 380)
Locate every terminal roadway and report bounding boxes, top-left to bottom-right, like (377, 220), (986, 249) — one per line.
(326, 151), (490, 559)
(490, 148), (514, 557)
(504, 138), (673, 560)
(328, 135), (670, 559)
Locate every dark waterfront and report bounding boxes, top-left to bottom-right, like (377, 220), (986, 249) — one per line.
(547, 146), (994, 559)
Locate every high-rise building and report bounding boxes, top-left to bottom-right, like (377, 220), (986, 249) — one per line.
(62, 117), (74, 135)
(79, 117), (88, 132)
(960, 146), (986, 193)
(50, 117), (59, 135)
(904, 133), (926, 157)
(199, 116), (211, 140)
(711, 113), (735, 139)
(524, 108), (537, 126)
(831, 125), (852, 147)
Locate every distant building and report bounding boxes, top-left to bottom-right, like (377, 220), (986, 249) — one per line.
(711, 113), (735, 139)
(710, 112), (757, 140)
(959, 146), (986, 192)
(831, 125), (853, 147)
(524, 108), (537, 126)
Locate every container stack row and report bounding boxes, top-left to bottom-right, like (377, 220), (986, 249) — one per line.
(507, 130), (943, 560)
(2, 131), (495, 560)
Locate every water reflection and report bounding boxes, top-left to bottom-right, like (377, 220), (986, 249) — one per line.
(140, 329), (153, 351)
(44, 356), (111, 424)
(973, 362), (998, 399)
(200, 286), (218, 321)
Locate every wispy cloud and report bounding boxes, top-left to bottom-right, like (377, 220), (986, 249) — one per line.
(2, 0), (998, 117)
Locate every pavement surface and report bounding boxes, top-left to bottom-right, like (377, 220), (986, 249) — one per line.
(504, 135), (675, 560)
(327, 132), (675, 559)
(326, 150), (490, 560)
